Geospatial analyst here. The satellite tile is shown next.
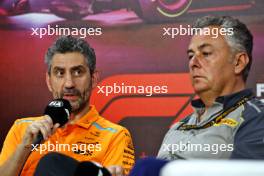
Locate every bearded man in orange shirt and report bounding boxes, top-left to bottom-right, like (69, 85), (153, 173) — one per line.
(0, 35), (135, 176)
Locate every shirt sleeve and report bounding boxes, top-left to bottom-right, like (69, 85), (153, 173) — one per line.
(231, 113), (264, 159)
(156, 122), (182, 160)
(101, 128), (135, 175)
(0, 120), (23, 165)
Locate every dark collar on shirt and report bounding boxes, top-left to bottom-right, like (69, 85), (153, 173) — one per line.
(191, 89), (254, 110)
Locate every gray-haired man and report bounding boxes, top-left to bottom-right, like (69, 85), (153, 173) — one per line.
(130, 15), (264, 176)
(158, 15), (264, 160)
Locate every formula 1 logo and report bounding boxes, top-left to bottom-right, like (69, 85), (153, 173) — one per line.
(91, 73), (195, 126)
(90, 73), (195, 158)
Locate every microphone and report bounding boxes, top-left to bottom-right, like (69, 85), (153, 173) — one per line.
(74, 161), (111, 176)
(33, 99), (72, 145)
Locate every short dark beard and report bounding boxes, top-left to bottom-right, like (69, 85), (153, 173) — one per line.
(68, 83), (92, 113)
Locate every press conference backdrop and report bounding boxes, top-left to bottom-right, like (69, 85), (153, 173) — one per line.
(1, 0), (264, 159)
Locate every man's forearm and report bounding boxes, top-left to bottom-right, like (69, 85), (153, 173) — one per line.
(0, 144), (31, 176)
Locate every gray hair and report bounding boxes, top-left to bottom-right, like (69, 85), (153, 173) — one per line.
(45, 35), (96, 75)
(192, 16), (253, 82)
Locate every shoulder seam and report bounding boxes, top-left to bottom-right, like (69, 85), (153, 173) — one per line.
(247, 101), (261, 113)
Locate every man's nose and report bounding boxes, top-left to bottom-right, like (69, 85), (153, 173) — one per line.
(64, 74), (75, 88)
(189, 54), (201, 69)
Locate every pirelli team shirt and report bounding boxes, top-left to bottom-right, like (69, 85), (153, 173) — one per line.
(157, 89), (264, 160)
(0, 105), (135, 175)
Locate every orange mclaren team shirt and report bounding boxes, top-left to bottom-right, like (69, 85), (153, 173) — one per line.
(0, 105), (135, 175)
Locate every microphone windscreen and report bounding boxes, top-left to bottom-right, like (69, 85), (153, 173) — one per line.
(44, 99), (71, 126)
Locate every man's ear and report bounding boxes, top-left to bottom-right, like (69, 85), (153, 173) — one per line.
(234, 52), (249, 75)
(46, 72), (53, 92)
(91, 70), (100, 89)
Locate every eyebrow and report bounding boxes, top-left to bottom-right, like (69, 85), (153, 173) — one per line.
(52, 65), (86, 70)
(187, 49), (193, 54)
(70, 65), (86, 71)
(53, 66), (64, 71)
(198, 43), (212, 50)
(187, 43), (212, 54)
